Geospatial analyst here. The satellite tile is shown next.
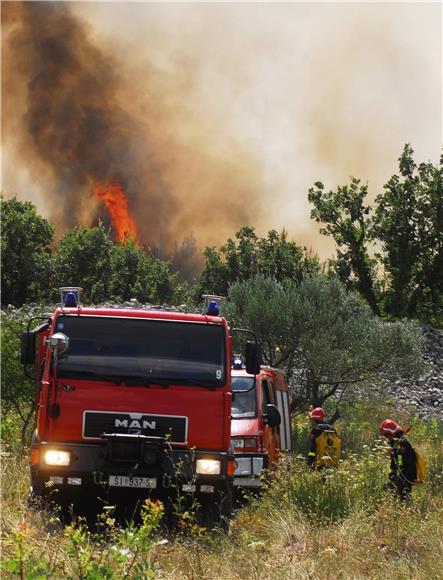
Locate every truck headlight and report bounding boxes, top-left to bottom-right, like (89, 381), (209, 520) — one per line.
(196, 458), (221, 475)
(44, 450), (70, 466)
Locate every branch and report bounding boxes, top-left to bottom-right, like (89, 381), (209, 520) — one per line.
(320, 374), (371, 388)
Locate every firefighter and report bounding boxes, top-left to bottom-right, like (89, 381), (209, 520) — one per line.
(307, 407), (340, 468)
(379, 419), (417, 501)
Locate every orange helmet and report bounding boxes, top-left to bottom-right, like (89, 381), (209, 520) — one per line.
(310, 407), (326, 422)
(379, 419), (402, 436)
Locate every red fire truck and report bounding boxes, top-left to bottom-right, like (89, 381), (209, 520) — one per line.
(231, 361), (292, 489)
(21, 288), (260, 525)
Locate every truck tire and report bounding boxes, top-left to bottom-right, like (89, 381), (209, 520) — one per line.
(197, 485), (233, 531)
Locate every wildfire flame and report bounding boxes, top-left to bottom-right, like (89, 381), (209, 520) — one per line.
(93, 181), (140, 244)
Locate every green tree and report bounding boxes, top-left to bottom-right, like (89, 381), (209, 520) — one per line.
(374, 145), (443, 322)
(226, 275), (425, 414)
(1, 196), (54, 306)
(308, 145), (443, 325)
(110, 239), (177, 304)
(198, 226), (319, 296)
(52, 222), (114, 303)
(1, 308), (38, 447)
(308, 178), (380, 315)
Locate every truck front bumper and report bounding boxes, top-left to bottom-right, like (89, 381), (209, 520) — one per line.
(31, 439), (232, 499)
(233, 453), (268, 488)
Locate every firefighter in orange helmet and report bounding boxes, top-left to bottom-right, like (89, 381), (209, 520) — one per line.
(307, 407), (338, 468)
(380, 419), (416, 501)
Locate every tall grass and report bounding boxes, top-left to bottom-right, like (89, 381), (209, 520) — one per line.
(2, 402), (442, 578)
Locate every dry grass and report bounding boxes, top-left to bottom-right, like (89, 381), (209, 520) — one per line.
(2, 445), (443, 579)
(2, 403), (443, 578)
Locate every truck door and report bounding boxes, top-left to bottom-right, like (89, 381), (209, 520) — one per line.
(274, 386), (292, 452)
(261, 378), (279, 466)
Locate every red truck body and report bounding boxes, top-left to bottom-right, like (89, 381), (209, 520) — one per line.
(23, 294), (239, 521)
(231, 366), (292, 488)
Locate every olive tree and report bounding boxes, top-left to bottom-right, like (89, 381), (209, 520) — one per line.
(225, 275), (426, 414)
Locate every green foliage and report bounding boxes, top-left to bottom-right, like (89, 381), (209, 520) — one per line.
(1, 308), (38, 449)
(261, 454), (387, 523)
(51, 223), (177, 304)
(1, 200), (179, 307)
(226, 275), (426, 411)
(308, 145), (443, 325)
(1, 524), (49, 578)
(374, 145), (443, 322)
(51, 222), (114, 303)
(308, 178), (380, 315)
(278, 401), (443, 524)
(198, 226), (320, 297)
(1, 500), (164, 578)
(1, 196), (54, 306)
(109, 239), (177, 304)
(225, 275), (295, 368)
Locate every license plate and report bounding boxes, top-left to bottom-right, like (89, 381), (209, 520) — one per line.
(108, 475), (157, 489)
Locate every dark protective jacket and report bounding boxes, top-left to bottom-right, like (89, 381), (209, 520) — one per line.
(307, 422), (336, 466)
(389, 433), (417, 484)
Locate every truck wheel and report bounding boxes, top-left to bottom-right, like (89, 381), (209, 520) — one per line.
(197, 485), (233, 531)
(28, 474), (45, 507)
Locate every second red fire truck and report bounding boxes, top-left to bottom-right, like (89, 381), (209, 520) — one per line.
(230, 358), (292, 489)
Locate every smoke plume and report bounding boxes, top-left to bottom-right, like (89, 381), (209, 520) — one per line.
(2, 1), (263, 274)
(2, 2), (440, 271)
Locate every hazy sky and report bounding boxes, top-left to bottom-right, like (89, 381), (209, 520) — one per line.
(2, 1), (442, 258)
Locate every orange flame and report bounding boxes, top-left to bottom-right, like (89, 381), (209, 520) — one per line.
(93, 181), (140, 244)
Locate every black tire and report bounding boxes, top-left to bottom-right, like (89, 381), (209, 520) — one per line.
(196, 484), (233, 531)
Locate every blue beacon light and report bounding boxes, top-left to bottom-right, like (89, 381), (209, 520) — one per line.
(207, 300), (220, 316)
(64, 292), (77, 307)
(233, 355), (243, 369)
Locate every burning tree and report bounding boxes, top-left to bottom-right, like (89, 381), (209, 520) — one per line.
(93, 182), (140, 244)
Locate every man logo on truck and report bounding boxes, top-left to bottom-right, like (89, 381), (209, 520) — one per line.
(115, 419), (157, 430)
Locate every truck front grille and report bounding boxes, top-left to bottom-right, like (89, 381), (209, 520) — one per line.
(83, 411), (187, 444)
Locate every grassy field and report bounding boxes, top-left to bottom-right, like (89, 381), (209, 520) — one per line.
(2, 401), (443, 579)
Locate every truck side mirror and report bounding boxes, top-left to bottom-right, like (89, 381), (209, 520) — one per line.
(263, 404), (281, 428)
(245, 341), (261, 375)
(21, 332), (36, 365)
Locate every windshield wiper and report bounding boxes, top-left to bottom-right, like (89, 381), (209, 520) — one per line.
(88, 375), (173, 387)
(58, 370), (133, 384)
(121, 376), (171, 387)
(58, 370), (159, 386)
(123, 377), (220, 389)
(169, 378), (221, 389)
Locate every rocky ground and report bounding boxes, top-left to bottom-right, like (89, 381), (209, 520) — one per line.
(388, 325), (443, 421)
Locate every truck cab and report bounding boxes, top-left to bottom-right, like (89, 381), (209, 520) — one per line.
(231, 363), (292, 488)
(21, 289), (260, 526)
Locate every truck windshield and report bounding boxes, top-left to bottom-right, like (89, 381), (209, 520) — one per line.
(231, 377), (256, 418)
(53, 316), (226, 387)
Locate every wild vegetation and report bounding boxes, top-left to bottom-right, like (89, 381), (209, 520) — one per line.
(2, 401), (442, 578)
(308, 145), (443, 325)
(2, 145), (442, 325)
(225, 275), (425, 413)
(1, 143), (442, 577)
